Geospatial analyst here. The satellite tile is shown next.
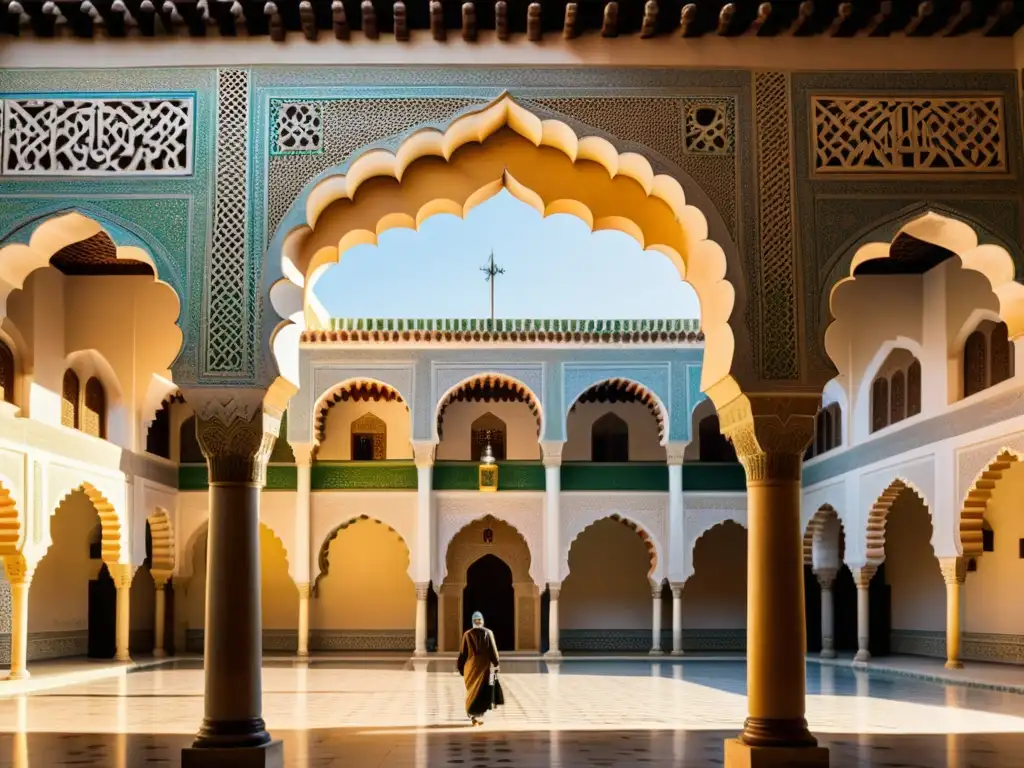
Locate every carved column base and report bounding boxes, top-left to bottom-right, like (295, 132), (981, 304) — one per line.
(853, 650), (871, 664)
(182, 739), (283, 768)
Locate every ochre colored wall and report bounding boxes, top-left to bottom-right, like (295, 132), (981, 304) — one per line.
(965, 462), (1024, 635)
(317, 399), (413, 460)
(563, 401), (665, 462)
(681, 521), (747, 629)
(312, 519), (415, 630)
(29, 490), (101, 633)
(435, 400), (540, 461)
(560, 518), (652, 629)
(182, 524), (298, 631)
(884, 490), (944, 632)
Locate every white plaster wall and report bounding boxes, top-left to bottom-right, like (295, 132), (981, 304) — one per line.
(682, 521), (746, 629)
(884, 490), (945, 632)
(435, 400), (540, 461)
(560, 518), (652, 630)
(312, 518), (415, 630)
(965, 461), (1024, 636)
(317, 399), (412, 460)
(563, 401), (665, 461)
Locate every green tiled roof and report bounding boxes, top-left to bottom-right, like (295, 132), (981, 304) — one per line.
(327, 318), (701, 333)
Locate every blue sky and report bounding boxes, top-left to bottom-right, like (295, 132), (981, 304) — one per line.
(314, 190), (701, 320)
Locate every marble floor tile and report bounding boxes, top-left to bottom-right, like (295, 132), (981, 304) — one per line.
(0, 658), (1020, 766)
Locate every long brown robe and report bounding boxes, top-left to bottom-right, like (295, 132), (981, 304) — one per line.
(457, 626), (500, 717)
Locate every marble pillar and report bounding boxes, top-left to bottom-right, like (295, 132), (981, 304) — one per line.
(414, 583), (429, 656)
(296, 583), (310, 658)
(4, 555), (33, 680)
(293, 447), (313, 659)
(545, 583), (561, 658)
(671, 584), (684, 655)
(816, 569), (837, 660)
(180, 393), (282, 767)
(112, 564), (134, 663)
(153, 579), (168, 658)
(650, 585), (664, 656)
(853, 566), (876, 663)
(719, 394), (828, 767)
(940, 557), (966, 670)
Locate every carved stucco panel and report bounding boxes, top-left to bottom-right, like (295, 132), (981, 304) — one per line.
(559, 492), (669, 584)
(681, 492), (747, 582)
(434, 492), (543, 587)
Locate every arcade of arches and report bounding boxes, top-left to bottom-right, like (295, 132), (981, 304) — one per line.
(4, 50), (1024, 768)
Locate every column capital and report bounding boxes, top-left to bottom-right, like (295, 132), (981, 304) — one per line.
(3, 553), (35, 585)
(182, 388), (280, 485)
(415, 582), (431, 600)
(540, 440), (564, 468)
(665, 441), (689, 466)
(651, 583), (664, 599)
(940, 556), (967, 585)
(853, 564), (877, 588)
(292, 443), (315, 468)
(814, 568), (837, 588)
(109, 563), (136, 589)
(296, 582), (311, 599)
(547, 582), (561, 599)
(670, 583), (684, 599)
(412, 440), (436, 469)
(151, 570), (172, 589)
(716, 393), (819, 483)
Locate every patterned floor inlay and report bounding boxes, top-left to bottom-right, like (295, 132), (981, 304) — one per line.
(0, 659), (1021, 766)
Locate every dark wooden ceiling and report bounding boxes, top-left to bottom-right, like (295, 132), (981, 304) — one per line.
(3, 1), (1020, 41)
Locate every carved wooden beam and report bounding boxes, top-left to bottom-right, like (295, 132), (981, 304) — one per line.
(563, 1), (578, 39)
(429, 0), (444, 40)
(493, 0), (509, 40)
(789, 1), (812, 35)
(602, 1), (618, 38)
(462, 1), (476, 42)
(393, 1), (408, 41)
(362, 0), (378, 39)
(751, 2), (771, 35)
(332, 0), (349, 39)
(680, 3), (696, 37)
(526, 2), (540, 42)
(904, 1), (932, 36)
(940, 0), (970, 36)
(300, 0), (318, 40)
(827, 2), (851, 36)
(981, 0), (1012, 36)
(716, 2), (734, 35)
(265, 1), (284, 41)
(640, 0), (657, 38)
(864, 0), (891, 35)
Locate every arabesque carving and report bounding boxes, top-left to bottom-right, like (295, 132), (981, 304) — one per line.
(813, 96), (1006, 174)
(716, 394), (819, 483)
(190, 390), (279, 485)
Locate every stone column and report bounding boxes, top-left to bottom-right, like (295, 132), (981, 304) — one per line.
(650, 584), (664, 655)
(670, 583), (684, 656)
(4, 554), (34, 680)
(414, 583), (429, 656)
(940, 557), (966, 670)
(296, 583), (310, 658)
(816, 569), (837, 660)
(853, 566), (876, 663)
(666, 443), (686, 586)
(153, 578), (168, 658)
(293, 445), (313, 659)
(718, 394), (827, 767)
(541, 441), (563, 599)
(545, 583), (561, 658)
(180, 391), (283, 766)
(112, 564), (134, 663)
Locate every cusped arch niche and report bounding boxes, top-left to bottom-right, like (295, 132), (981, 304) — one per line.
(561, 513), (661, 584)
(265, 94), (740, 405)
(314, 514), (412, 593)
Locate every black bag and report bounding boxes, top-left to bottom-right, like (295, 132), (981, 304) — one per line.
(492, 672), (505, 708)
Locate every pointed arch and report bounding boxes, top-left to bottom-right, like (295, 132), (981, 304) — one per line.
(442, 514), (534, 587)
(314, 514), (410, 593)
(470, 411), (507, 462)
(264, 93), (738, 403)
(865, 478), (931, 566)
(82, 376), (107, 439)
(591, 411), (629, 462)
(61, 369), (80, 428)
(959, 449), (1022, 559)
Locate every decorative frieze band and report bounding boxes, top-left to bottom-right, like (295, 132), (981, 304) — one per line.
(1, 97), (193, 176)
(812, 96), (1006, 174)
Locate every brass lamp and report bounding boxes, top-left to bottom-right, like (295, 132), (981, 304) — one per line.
(478, 439), (498, 492)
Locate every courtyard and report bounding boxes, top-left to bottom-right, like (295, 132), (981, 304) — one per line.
(0, 658), (1023, 767)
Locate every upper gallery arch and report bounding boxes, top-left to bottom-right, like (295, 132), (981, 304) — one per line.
(261, 93), (742, 403)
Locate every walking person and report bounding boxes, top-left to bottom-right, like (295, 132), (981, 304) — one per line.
(457, 611), (500, 726)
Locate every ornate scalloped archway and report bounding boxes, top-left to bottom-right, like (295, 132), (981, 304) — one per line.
(959, 449), (1020, 559)
(562, 513), (660, 583)
(803, 505), (845, 570)
(0, 476), (20, 556)
(266, 94), (738, 403)
(864, 478), (931, 566)
(434, 372), (542, 443)
(43, 483), (124, 566)
(313, 514), (411, 593)
(146, 509), (175, 582)
(312, 379), (409, 449)
(566, 377), (669, 445)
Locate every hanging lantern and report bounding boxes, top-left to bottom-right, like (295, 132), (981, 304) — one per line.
(478, 438), (498, 492)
